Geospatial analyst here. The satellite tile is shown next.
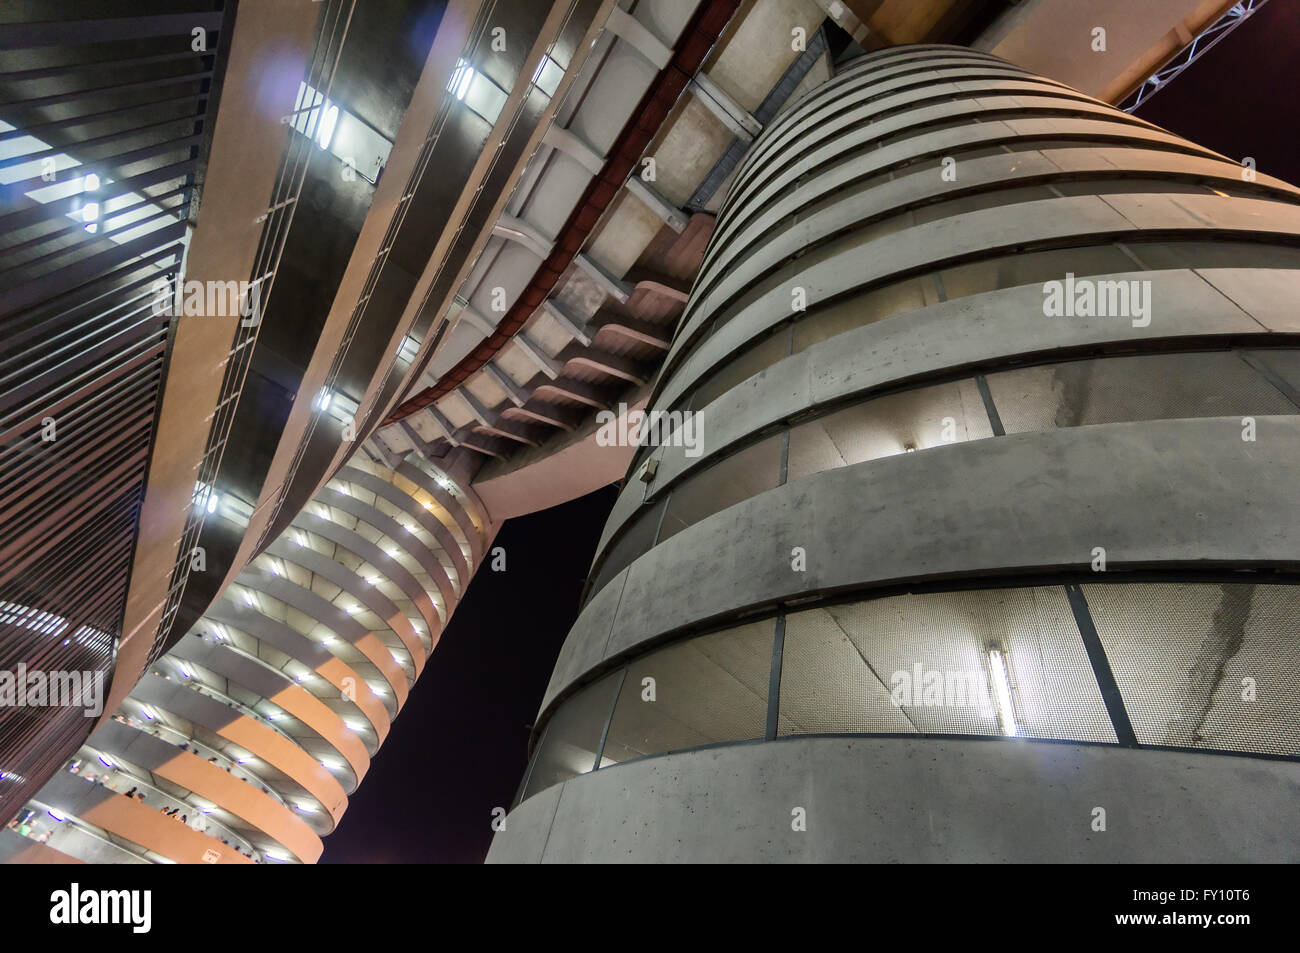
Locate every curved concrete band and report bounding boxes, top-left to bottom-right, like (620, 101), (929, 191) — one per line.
(544, 415), (1300, 715)
(488, 737), (1300, 863)
(595, 267), (1300, 560)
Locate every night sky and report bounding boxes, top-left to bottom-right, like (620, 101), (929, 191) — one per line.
(322, 1), (1300, 864)
(321, 484), (616, 863)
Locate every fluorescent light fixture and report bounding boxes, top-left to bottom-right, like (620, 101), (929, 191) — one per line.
(193, 481), (218, 515)
(48, 808), (66, 821)
(241, 591), (253, 606)
(531, 55), (564, 97)
(1, 119), (166, 247)
(317, 103), (339, 149)
(296, 802), (317, 814)
(98, 755), (114, 767)
(315, 388), (332, 411)
(289, 82), (391, 183)
(448, 59), (474, 100)
(987, 647), (1017, 737)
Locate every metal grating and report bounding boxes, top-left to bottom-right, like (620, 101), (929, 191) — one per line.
(601, 619), (772, 763)
(1084, 582), (1300, 756)
(778, 587), (1116, 743)
(0, 1), (233, 821)
(520, 669), (621, 802)
(986, 351), (1300, 433)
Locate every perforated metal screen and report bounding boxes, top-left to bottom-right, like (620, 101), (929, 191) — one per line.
(524, 582), (1300, 804)
(1084, 582), (1300, 756)
(779, 587), (1115, 742)
(601, 619), (773, 765)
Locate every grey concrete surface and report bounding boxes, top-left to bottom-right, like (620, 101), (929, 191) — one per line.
(596, 267), (1298, 554)
(546, 416), (1300, 714)
(487, 736), (1300, 863)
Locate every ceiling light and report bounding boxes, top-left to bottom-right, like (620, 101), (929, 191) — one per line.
(987, 647), (1017, 737)
(317, 103), (339, 150)
(448, 60), (474, 100)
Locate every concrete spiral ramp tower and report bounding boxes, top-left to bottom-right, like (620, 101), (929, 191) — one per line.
(489, 45), (1300, 863)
